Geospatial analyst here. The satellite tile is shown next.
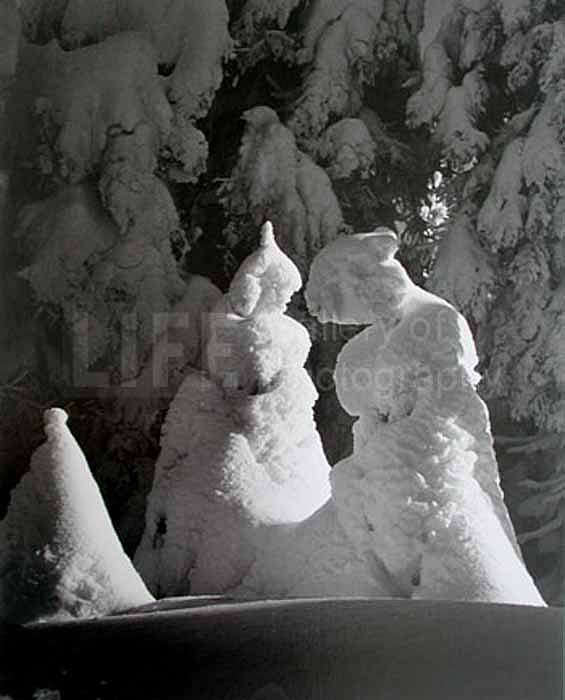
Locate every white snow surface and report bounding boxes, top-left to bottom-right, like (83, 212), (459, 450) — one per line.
(135, 224), (331, 596)
(0, 408), (153, 622)
(302, 229), (545, 605)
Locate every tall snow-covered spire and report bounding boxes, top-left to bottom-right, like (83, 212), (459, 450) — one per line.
(302, 229), (546, 605)
(0, 408), (153, 622)
(135, 223), (331, 596)
(260, 220), (275, 247)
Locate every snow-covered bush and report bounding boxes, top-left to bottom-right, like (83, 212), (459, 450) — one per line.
(233, 229), (544, 604)
(0, 408), (153, 622)
(135, 223), (331, 596)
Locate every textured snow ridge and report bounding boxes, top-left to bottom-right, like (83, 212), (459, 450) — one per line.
(135, 223), (331, 596)
(0, 408), (153, 623)
(224, 106), (344, 273)
(304, 229), (546, 606)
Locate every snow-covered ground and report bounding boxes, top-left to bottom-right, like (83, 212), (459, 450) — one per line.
(1, 598), (560, 700)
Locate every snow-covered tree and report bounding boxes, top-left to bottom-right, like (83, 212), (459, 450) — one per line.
(135, 223), (331, 596)
(304, 229), (544, 605)
(0, 0), (233, 547)
(0, 408), (153, 622)
(237, 229), (544, 605)
(417, 0), (565, 604)
(1, 0), (563, 603)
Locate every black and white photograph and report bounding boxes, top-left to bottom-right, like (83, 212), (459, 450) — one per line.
(0, 1), (562, 698)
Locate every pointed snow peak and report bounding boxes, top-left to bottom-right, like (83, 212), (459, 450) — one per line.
(260, 220), (275, 247)
(227, 222), (302, 316)
(43, 407), (69, 440)
(44, 407), (68, 428)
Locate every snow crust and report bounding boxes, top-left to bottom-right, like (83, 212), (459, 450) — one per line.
(135, 223), (331, 596)
(0, 408), (153, 622)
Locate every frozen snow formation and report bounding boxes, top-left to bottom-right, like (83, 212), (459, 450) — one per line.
(0, 408), (153, 623)
(302, 229), (545, 606)
(134, 222), (331, 596)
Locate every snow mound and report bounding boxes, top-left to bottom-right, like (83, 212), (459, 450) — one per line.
(135, 223), (331, 596)
(239, 503), (394, 598)
(0, 408), (153, 623)
(305, 228), (546, 606)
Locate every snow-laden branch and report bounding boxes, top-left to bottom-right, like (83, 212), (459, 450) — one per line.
(223, 106), (344, 272)
(61, 0), (231, 121)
